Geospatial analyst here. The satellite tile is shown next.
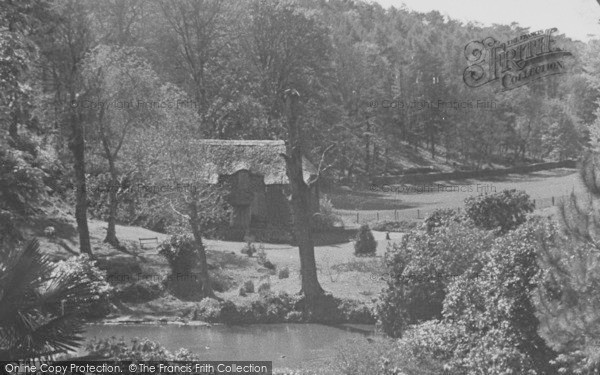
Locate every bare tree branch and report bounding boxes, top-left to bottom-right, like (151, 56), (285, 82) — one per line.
(169, 200), (190, 220)
(308, 144), (335, 186)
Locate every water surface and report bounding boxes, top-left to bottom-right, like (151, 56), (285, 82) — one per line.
(84, 324), (374, 370)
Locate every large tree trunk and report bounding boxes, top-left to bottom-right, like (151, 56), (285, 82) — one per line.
(188, 197), (216, 299)
(282, 89), (324, 307)
(68, 106), (92, 256)
(104, 156), (120, 247)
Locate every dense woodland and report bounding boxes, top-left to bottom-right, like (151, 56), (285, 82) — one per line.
(2, 0), (600, 373)
(2, 0), (599, 234)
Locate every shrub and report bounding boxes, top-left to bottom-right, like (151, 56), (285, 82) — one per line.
(423, 208), (465, 234)
(0, 142), (46, 214)
(243, 280), (255, 293)
(464, 189), (534, 233)
(441, 223), (556, 374)
(284, 311), (303, 323)
(238, 286), (247, 296)
(158, 235), (203, 300)
(374, 222), (556, 374)
(263, 260), (275, 270)
(218, 300), (239, 323)
(240, 241), (257, 257)
(354, 224), (377, 256)
(337, 299), (376, 323)
(114, 280), (163, 303)
(322, 334), (444, 375)
(51, 255), (113, 318)
(210, 270), (234, 293)
(257, 282), (271, 295)
(256, 244), (267, 263)
(256, 245), (276, 270)
(278, 267), (290, 279)
(376, 222), (493, 337)
(97, 256), (143, 284)
(194, 298), (222, 322)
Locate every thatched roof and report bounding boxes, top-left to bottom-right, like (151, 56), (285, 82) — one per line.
(195, 140), (317, 185)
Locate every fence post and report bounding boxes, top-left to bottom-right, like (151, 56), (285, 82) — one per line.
(395, 209), (397, 221)
(356, 212), (359, 223)
(552, 196), (554, 206)
(533, 199), (536, 208)
(377, 212), (379, 221)
(417, 209), (420, 219)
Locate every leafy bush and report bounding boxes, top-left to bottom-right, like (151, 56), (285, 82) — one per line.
(376, 222), (493, 337)
(0, 142), (46, 213)
(256, 245), (276, 270)
(194, 298), (222, 322)
(323, 334), (444, 375)
(374, 222), (556, 374)
(114, 280), (163, 303)
(51, 255), (113, 318)
(354, 224), (377, 256)
(258, 282), (271, 295)
(210, 270), (234, 293)
(423, 208), (465, 234)
(278, 267), (290, 279)
(158, 235), (202, 300)
(440, 222), (556, 374)
(243, 280), (255, 293)
(240, 241), (257, 257)
(464, 189), (534, 233)
(97, 256), (143, 284)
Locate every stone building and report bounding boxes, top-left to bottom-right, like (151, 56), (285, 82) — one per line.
(196, 140), (319, 235)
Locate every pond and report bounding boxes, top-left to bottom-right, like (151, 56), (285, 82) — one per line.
(83, 323), (375, 370)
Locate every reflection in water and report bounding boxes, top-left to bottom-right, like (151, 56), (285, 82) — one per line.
(83, 324), (375, 370)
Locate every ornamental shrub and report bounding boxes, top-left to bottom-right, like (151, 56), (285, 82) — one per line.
(158, 235), (202, 300)
(464, 189), (534, 233)
(354, 224), (377, 256)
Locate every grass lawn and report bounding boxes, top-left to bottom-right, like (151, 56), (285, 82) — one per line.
(330, 168), (582, 225)
(27, 167), (580, 322)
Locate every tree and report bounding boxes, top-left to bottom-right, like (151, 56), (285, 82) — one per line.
(36, 0), (96, 255)
(139, 84), (223, 299)
(538, 151), (600, 373)
(82, 45), (161, 247)
(281, 89), (325, 307)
